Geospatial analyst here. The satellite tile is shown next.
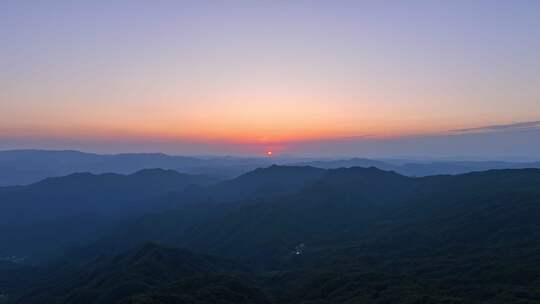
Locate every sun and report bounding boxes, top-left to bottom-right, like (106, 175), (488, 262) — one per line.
(266, 151), (273, 156)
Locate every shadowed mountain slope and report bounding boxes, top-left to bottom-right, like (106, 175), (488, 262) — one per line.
(0, 169), (218, 261)
(72, 167), (540, 268)
(0, 169), (218, 224)
(4, 166), (540, 303)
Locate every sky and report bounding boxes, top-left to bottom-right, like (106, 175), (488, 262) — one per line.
(1, 1), (540, 157)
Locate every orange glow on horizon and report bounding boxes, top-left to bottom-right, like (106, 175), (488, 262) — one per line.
(0, 121), (465, 146)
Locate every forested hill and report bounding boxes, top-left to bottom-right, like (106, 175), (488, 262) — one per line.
(3, 166), (540, 303)
(0, 169), (219, 261)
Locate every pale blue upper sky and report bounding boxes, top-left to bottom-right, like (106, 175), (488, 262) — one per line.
(1, 1), (539, 157)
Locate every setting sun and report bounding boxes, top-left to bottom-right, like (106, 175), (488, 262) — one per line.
(266, 151), (273, 156)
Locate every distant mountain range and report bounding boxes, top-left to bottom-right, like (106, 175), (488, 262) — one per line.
(2, 149), (540, 186)
(291, 157), (540, 176)
(0, 150), (274, 186)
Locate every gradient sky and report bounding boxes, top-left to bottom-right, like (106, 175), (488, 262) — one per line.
(1, 1), (540, 157)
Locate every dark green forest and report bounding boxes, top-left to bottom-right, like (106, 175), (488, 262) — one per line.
(2, 166), (540, 303)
